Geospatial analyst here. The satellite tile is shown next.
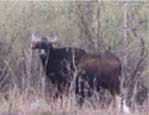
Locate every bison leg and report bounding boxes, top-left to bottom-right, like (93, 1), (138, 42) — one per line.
(109, 79), (122, 111)
(112, 94), (121, 110)
(112, 94), (130, 113)
(110, 82), (130, 113)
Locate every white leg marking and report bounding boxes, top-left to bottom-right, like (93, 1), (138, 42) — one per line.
(115, 95), (121, 110)
(122, 100), (130, 114)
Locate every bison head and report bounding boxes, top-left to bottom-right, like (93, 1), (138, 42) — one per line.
(31, 32), (54, 66)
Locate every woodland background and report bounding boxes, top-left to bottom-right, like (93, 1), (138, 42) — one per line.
(0, 1), (148, 115)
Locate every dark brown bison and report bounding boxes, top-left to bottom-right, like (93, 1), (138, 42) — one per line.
(31, 32), (130, 113)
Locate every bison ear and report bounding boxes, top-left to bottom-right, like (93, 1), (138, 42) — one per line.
(30, 42), (37, 49)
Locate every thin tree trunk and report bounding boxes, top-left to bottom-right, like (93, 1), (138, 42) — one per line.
(122, 1), (128, 88)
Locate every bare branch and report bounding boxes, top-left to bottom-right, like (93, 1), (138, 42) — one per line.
(126, 23), (148, 104)
(74, 1), (95, 51)
(127, 28), (148, 87)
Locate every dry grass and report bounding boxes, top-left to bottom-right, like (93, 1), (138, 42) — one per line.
(0, 87), (148, 115)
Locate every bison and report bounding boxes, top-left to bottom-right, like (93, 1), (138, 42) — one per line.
(31, 32), (130, 113)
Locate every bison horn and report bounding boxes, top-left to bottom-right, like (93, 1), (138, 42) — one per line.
(50, 36), (58, 43)
(48, 32), (58, 43)
(31, 32), (40, 42)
